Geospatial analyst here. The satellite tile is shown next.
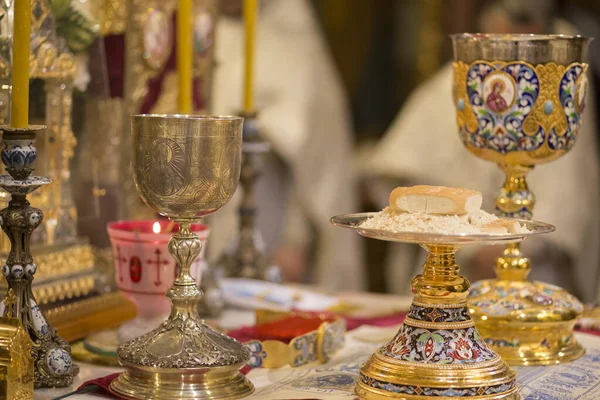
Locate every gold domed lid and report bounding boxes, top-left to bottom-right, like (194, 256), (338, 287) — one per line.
(468, 279), (585, 365)
(468, 280), (583, 323)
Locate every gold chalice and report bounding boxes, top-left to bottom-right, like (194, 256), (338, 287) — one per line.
(110, 115), (253, 399)
(452, 34), (591, 365)
(332, 213), (555, 400)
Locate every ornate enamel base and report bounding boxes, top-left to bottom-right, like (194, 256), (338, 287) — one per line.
(356, 246), (518, 399)
(469, 279), (584, 366)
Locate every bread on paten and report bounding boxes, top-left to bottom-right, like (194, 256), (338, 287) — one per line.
(389, 185), (483, 215)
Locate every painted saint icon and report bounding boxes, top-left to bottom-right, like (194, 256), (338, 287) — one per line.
(486, 80), (508, 113)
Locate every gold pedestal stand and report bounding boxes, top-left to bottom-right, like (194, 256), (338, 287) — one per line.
(468, 166), (583, 365)
(451, 34), (591, 365)
(110, 115), (253, 399)
(331, 213), (555, 399)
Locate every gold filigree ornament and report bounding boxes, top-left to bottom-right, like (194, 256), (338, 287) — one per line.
(91, 0), (127, 36)
(451, 33), (591, 365)
(0, 290), (34, 400)
(110, 115), (253, 400)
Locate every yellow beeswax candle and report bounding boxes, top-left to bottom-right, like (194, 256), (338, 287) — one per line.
(11, 0), (31, 128)
(243, 0), (257, 113)
(177, 0), (193, 113)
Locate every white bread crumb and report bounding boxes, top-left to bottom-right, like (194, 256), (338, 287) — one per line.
(361, 208), (530, 235)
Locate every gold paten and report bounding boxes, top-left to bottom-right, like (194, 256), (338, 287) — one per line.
(110, 115), (253, 399)
(452, 34), (591, 365)
(0, 290), (34, 400)
(331, 213), (555, 400)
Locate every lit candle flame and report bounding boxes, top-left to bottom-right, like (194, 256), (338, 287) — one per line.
(153, 222), (161, 234)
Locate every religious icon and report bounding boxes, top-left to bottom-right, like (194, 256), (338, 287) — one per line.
(482, 72), (516, 115)
(194, 10), (215, 57)
(129, 256), (142, 283)
(486, 80), (508, 113)
(143, 9), (173, 69)
(144, 138), (186, 197)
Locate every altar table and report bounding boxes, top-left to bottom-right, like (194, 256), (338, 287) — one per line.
(34, 301), (600, 400)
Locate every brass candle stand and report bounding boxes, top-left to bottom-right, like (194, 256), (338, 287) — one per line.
(452, 33), (591, 365)
(220, 111), (279, 282)
(331, 212), (554, 399)
(110, 115), (253, 400)
(0, 125), (78, 387)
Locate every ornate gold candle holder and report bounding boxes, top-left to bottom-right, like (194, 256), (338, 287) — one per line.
(452, 33), (591, 365)
(110, 115), (253, 400)
(331, 213), (554, 399)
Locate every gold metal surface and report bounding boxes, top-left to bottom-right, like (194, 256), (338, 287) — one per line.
(452, 34), (590, 365)
(2, 243), (94, 283)
(46, 292), (136, 343)
(361, 244), (517, 399)
(0, 242), (96, 307)
(111, 115), (253, 399)
(71, 340), (120, 368)
(469, 280), (584, 365)
(0, 290), (34, 400)
(31, 274), (95, 305)
(330, 213), (558, 399)
(92, 0), (127, 36)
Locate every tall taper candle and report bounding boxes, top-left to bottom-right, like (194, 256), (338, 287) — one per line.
(243, 0), (257, 113)
(11, 0), (31, 128)
(178, 0), (193, 113)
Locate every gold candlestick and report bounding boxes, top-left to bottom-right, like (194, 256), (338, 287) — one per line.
(110, 115), (253, 400)
(0, 125), (78, 387)
(452, 33), (591, 365)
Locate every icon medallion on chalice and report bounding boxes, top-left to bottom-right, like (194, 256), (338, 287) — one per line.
(110, 115), (253, 399)
(452, 34), (591, 365)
